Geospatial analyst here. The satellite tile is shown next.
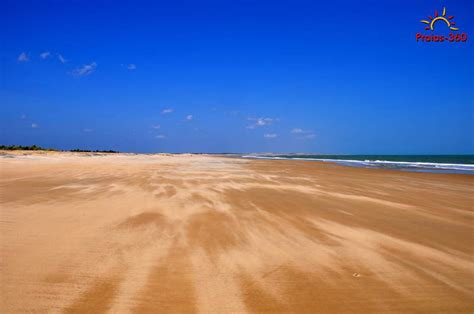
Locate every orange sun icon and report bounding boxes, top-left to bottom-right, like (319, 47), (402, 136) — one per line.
(421, 7), (458, 31)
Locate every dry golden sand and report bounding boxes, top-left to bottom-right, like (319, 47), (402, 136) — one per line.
(0, 151), (473, 313)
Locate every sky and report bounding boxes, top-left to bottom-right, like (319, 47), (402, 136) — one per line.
(1, 0), (473, 154)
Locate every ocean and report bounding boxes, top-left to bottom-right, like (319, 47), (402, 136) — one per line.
(241, 155), (474, 174)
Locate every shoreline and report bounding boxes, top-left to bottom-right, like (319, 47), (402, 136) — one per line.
(3, 149), (473, 175)
(241, 154), (474, 175)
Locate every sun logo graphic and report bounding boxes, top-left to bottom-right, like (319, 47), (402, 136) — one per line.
(420, 7), (458, 31)
(416, 7), (468, 43)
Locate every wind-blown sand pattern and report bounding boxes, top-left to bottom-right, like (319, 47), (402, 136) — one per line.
(0, 152), (473, 313)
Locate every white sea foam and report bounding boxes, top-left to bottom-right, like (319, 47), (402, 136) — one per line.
(241, 155), (474, 173)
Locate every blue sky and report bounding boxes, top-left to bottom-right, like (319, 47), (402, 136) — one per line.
(1, 0), (473, 153)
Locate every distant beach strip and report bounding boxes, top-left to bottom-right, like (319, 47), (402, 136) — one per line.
(242, 155), (474, 174)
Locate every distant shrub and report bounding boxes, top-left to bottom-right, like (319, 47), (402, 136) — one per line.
(0, 145), (56, 151)
(70, 149), (118, 153)
(0, 145), (118, 153)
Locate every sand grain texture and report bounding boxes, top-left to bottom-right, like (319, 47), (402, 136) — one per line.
(0, 152), (473, 313)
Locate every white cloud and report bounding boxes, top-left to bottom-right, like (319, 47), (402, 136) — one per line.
(58, 54), (67, 64)
(247, 117), (275, 129)
(18, 52), (29, 62)
(185, 115), (193, 121)
(256, 118), (273, 126)
(127, 64), (136, 70)
(291, 128), (316, 139)
(161, 108), (173, 114)
(20, 114), (27, 119)
(151, 124), (161, 129)
(83, 128), (93, 132)
(40, 51), (51, 59)
(72, 62), (97, 77)
(291, 128), (304, 134)
(155, 134), (166, 139)
(31, 123), (38, 128)
(264, 133), (277, 139)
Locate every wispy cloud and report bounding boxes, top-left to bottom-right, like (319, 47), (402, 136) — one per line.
(127, 64), (136, 70)
(72, 62), (97, 77)
(83, 128), (93, 132)
(20, 114), (27, 119)
(57, 54), (67, 64)
(291, 128), (315, 139)
(246, 117), (275, 129)
(161, 108), (173, 114)
(18, 52), (29, 62)
(31, 123), (38, 128)
(291, 128), (304, 134)
(151, 124), (161, 129)
(155, 134), (166, 139)
(264, 133), (277, 139)
(40, 51), (51, 59)
(185, 115), (193, 121)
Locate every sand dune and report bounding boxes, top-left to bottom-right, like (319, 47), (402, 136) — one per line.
(0, 152), (473, 313)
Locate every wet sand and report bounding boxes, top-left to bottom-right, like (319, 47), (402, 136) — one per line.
(0, 151), (473, 313)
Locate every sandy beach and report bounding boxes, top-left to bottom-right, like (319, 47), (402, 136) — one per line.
(0, 151), (472, 313)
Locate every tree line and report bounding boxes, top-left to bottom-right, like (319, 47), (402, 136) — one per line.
(0, 145), (118, 153)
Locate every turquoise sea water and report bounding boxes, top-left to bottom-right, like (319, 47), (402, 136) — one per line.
(242, 155), (474, 174)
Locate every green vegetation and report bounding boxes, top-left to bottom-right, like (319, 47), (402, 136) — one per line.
(69, 149), (118, 153)
(0, 145), (56, 151)
(0, 145), (118, 153)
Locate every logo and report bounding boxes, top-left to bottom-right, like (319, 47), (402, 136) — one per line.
(416, 7), (468, 43)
